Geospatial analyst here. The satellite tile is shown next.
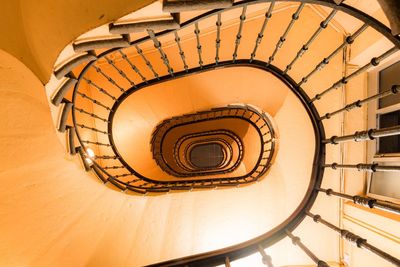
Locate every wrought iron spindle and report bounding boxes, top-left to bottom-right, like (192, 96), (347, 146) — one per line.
(74, 107), (109, 122)
(267, 3), (305, 65)
(147, 29), (174, 76)
(285, 230), (329, 267)
(135, 44), (160, 79)
(322, 85), (399, 119)
(307, 211), (400, 265)
(284, 10), (337, 74)
(81, 140), (111, 147)
(298, 23), (368, 86)
(92, 65), (126, 93)
(82, 77), (117, 100)
(258, 245), (274, 267)
(104, 55), (136, 87)
(250, 1), (275, 62)
(174, 31), (189, 71)
(76, 91), (111, 111)
(215, 13), (222, 65)
(316, 188), (400, 214)
(194, 22), (204, 68)
(312, 46), (399, 102)
(114, 173), (132, 178)
(76, 123), (109, 135)
(324, 125), (400, 144)
(118, 50), (147, 83)
(104, 165), (125, 170)
(323, 163), (400, 172)
(233, 5), (247, 62)
(95, 155), (119, 160)
(224, 256), (231, 267)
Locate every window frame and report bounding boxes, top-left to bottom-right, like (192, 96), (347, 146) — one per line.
(366, 54), (400, 201)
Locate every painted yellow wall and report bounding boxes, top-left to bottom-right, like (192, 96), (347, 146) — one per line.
(0, 0), (154, 83)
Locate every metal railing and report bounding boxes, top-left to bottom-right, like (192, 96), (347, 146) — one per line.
(150, 105), (275, 179)
(48, 0), (400, 266)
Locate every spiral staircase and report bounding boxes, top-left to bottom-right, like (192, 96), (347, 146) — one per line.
(1, 0), (400, 266)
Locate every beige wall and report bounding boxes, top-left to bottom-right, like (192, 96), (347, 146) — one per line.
(0, 0), (154, 83)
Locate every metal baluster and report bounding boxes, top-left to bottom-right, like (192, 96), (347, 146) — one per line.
(298, 24), (368, 86)
(322, 85), (399, 119)
(118, 50), (147, 83)
(82, 77), (117, 101)
(224, 255), (231, 266)
(312, 46), (398, 102)
(95, 155), (118, 160)
(318, 188), (400, 215)
(174, 31), (189, 71)
(286, 230), (329, 267)
(76, 123), (109, 135)
(76, 91), (111, 111)
(267, 3), (305, 65)
(114, 173), (131, 178)
(74, 107), (109, 122)
(233, 5), (247, 62)
(324, 125), (400, 144)
(104, 55), (136, 87)
(92, 65), (126, 93)
(323, 163), (400, 172)
(284, 10), (337, 74)
(194, 22), (203, 68)
(104, 165), (125, 170)
(215, 13), (222, 65)
(258, 245), (274, 267)
(307, 211), (400, 265)
(135, 44), (160, 79)
(250, 1), (275, 62)
(147, 29), (174, 76)
(81, 140), (111, 147)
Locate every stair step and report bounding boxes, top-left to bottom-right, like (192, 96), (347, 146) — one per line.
(109, 13), (180, 34)
(163, 0), (233, 12)
(72, 35), (130, 53)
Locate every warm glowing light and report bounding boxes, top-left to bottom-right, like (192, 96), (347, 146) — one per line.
(85, 158), (93, 165)
(86, 148), (95, 158)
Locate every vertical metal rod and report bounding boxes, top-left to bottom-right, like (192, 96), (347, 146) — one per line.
(76, 123), (109, 135)
(233, 5), (247, 62)
(267, 3), (305, 65)
(306, 212), (400, 265)
(250, 1), (275, 62)
(82, 77), (117, 100)
(317, 188), (400, 214)
(104, 55), (136, 87)
(224, 256), (231, 267)
(215, 13), (222, 65)
(118, 50), (147, 83)
(258, 245), (274, 267)
(135, 44), (160, 79)
(147, 29), (174, 76)
(76, 91), (111, 111)
(321, 85), (399, 119)
(81, 140), (111, 147)
(174, 31), (189, 71)
(322, 163), (400, 172)
(285, 230), (330, 267)
(311, 46), (398, 102)
(74, 107), (109, 122)
(92, 65), (126, 93)
(298, 23), (368, 86)
(194, 22), (204, 68)
(283, 10), (337, 74)
(323, 125), (400, 144)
